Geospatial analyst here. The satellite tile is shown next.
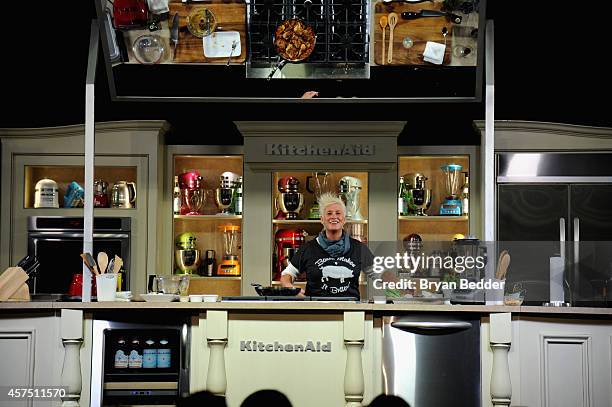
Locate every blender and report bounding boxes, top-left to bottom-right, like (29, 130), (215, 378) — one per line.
(273, 229), (306, 280)
(306, 172), (330, 219)
(174, 232), (201, 274)
(274, 176), (304, 220)
(215, 172), (239, 215)
(178, 171), (205, 215)
(217, 225), (241, 276)
(440, 164), (463, 215)
(339, 176), (363, 220)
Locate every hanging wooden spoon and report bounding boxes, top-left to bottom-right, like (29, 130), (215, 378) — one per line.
(387, 12), (398, 64)
(97, 252), (109, 274)
(379, 15), (388, 65)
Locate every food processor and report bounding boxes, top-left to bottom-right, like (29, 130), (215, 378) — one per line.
(217, 225), (240, 276)
(440, 164), (463, 215)
(174, 232), (201, 274)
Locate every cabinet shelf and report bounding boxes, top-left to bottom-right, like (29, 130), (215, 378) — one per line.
(398, 216), (468, 221)
(174, 215), (242, 220)
(185, 276), (242, 281)
(273, 219), (368, 224)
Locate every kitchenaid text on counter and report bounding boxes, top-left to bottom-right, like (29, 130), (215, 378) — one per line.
(240, 340), (332, 352)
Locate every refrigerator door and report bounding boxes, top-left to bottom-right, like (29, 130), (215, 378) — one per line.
(497, 184), (569, 303)
(569, 185), (612, 304)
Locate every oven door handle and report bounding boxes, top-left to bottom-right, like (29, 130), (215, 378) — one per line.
(28, 233), (129, 239)
(391, 320), (472, 333)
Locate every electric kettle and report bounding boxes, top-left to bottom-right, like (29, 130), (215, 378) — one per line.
(111, 181), (137, 208)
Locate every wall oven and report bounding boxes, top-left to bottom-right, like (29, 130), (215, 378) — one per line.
(27, 216), (131, 295)
(496, 152), (612, 306)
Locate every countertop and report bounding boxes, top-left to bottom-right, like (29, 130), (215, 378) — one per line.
(1, 301), (611, 316)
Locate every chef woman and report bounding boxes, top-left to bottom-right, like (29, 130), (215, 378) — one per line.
(280, 192), (373, 298)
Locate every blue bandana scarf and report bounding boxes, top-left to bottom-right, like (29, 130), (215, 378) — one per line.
(317, 231), (351, 257)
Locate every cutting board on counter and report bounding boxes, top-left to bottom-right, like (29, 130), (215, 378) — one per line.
(373, 1), (453, 66)
(168, 0), (246, 63)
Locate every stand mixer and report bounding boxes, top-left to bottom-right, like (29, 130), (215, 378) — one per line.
(339, 176), (363, 220)
(178, 171), (205, 215)
(273, 229), (307, 280)
(217, 225), (241, 276)
(440, 164), (463, 216)
(404, 173), (432, 216)
(274, 176), (304, 220)
(174, 232), (201, 274)
(306, 172), (331, 219)
(215, 172), (239, 215)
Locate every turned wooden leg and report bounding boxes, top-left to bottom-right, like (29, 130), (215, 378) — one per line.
(344, 311), (365, 407)
(61, 309), (83, 407)
(490, 313), (512, 407)
(206, 338), (228, 395)
(205, 310), (228, 396)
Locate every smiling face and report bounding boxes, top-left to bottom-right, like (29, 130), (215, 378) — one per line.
(321, 202), (346, 234)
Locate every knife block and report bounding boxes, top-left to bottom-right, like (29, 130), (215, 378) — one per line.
(0, 267), (30, 302)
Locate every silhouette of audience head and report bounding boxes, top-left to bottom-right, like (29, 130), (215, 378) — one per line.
(368, 394), (411, 407)
(177, 390), (227, 407)
(240, 389), (293, 407)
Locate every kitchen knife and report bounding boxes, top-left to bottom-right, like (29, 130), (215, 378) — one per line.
(401, 10), (462, 24)
(171, 12), (180, 60)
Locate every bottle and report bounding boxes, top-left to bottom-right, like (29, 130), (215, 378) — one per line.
(114, 337), (129, 369)
(142, 338), (157, 369)
(398, 177), (406, 216)
(128, 337), (143, 369)
(234, 176), (243, 215)
(461, 172), (469, 215)
(173, 176), (182, 215)
(157, 338), (171, 369)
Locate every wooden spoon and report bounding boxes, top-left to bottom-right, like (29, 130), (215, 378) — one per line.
(379, 15), (388, 65)
(112, 255), (123, 274)
(387, 13), (398, 64)
(97, 252), (109, 274)
(496, 251), (511, 280)
(81, 253), (100, 276)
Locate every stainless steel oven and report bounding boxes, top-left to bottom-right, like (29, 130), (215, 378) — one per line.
(382, 314), (481, 407)
(27, 216), (131, 294)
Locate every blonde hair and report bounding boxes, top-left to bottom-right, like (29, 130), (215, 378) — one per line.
(318, 192), (346, 216)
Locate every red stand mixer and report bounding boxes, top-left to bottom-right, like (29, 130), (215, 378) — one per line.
(178, 171), (205, 215)
(273, 229), (307, 280)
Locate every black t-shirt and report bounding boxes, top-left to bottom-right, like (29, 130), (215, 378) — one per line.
(290, 238), (374, 299)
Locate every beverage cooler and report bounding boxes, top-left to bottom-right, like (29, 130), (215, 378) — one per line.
(90, 318), (190, 407)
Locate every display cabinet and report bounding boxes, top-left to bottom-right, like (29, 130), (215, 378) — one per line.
(398, 152), (476, 242)
(270, 171), (369, 298)
(168, 148), (244, 296)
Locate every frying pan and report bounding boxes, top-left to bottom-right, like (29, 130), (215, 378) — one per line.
(267, 17), (316, 80)
(251, 283), (301, 296)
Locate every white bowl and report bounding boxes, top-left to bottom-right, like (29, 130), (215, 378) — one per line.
(141, 293), (179, 302)
(202, 294), (218, 302)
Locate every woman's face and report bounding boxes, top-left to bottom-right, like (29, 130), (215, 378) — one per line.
(321, 203), (346, 233)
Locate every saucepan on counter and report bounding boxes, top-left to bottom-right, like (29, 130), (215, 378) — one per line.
(251, 283), (301, 296)
(267, 17), (316, 80)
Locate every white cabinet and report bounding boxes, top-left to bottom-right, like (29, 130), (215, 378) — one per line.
(0, 313), (63, 406)
(512, 317), (612, 407)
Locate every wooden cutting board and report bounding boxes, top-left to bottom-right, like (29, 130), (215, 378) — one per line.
(168, 0), (246, 63)
(374, 1), (454, 66)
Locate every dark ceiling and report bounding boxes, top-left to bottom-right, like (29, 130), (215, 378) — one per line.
(3, 1), (611, 145)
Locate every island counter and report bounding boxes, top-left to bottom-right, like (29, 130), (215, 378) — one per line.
(1, 302), (611, 407)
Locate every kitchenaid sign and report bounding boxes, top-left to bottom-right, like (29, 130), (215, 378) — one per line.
(240, 340), (332, 353)
(265, 143), (375, 156)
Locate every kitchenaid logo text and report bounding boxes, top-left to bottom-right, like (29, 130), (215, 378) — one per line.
(240, 340), (332, 352)
(265, 144), (375, 156)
